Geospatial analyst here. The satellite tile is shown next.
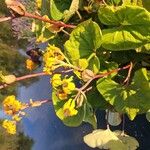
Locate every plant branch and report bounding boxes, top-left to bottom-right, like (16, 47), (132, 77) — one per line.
(83, 64), (131, 91)
(24, 12), (76, 29)
(0, 72), (48, 90)
(123, 62), (133, 85)
(21, 99), (52, 110)
(75, 64), (131, 99)
(0, 12), (76, 29)
(0, 16), (14, 22)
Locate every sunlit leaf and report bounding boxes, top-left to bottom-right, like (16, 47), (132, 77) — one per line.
(98, 5), (150, 50)
(64, 19), (102, 64)
(97, 68), (150, 120)
(88, 55), (100, 74)
(114, 131), (139, 150)
(84, 129), (126, 149)
(63, 0), (80, 22)
(50, 0), (71, 20)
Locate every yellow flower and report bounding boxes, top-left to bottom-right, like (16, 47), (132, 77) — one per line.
(46, 45), (64, 60)
(26, 59), (36, 70)
(57, 90), (68, 100)
(62, 77), (75, 94)
(51, 74), (62, 88)
(3, 95), (22, 115)
(12, 114), (22, 122)
(2, 120), (16, 134)
(43, 45), (64, 63)
(56, 99), (78, 120)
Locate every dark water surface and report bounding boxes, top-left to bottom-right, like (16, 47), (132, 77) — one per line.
(17, 75), (150, 150)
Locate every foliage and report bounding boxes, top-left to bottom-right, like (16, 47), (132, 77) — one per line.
(1, 0), (150, 149)
(0, 122), (34, 150)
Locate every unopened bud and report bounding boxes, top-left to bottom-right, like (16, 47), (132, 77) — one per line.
(4, 75), (16, 84)
(81, 69), (94, 82)
(76, 94), (84, 108)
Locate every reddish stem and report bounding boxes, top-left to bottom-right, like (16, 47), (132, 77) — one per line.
(94, 64), (131, 79)
(0, 12), (76, 29)
(80, 64), (131, 92)
(0, 72), (48, 90)
(24, 12), (76, 29)
(21, 99), (52, 110)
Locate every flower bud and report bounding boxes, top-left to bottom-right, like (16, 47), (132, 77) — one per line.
(81, 69), (95, 82)
(3, 75), (16, 84)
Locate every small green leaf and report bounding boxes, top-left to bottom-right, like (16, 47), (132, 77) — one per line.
(83, 103), (97, 129)
(125, 107), (139, 120)
(64, 19), (102, 64)
(88, 55), (100, 74)
(50, 0), (71, 20)
(63, 0), (80, 22)
(138, 43), (150, 54)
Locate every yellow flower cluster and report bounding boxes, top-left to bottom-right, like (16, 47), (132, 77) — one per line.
(52, 74), (78, 119)
(51, 74), (75, 100)
(43, 45), (64, 74)
(3, 95), (23, 115)
(26, 59), (37, 71)
(2, 120), (16, 134)
(57, 99), (78, 120)
(2, 95), (26, 134)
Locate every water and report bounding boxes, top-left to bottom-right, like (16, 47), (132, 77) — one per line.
(17, 72), (150, 150)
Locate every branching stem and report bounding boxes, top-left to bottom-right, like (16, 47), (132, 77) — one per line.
(0, 72), (48, 90)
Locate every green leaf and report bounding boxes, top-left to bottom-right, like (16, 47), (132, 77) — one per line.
(137, 43), (150, 54)
(86, 84), (109, 109)
(64, 19), (102, 64)
(102, 26), (149, 50)
(98, 5), (150, 50)
(99, 5), (150, 26)
(50, 0), (71, 20)
(83, 103), (97, 129)
(63, 106), (85, 127)
(63, 0), (80, 22)
(97, 68), (150, 120)
(88, 55), (100, 74)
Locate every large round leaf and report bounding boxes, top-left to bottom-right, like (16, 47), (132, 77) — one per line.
(98, 5), (150, 50)
(97, 68), (150, 120)
(64, 19), (102, 64)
